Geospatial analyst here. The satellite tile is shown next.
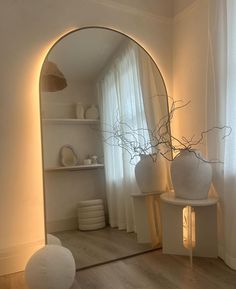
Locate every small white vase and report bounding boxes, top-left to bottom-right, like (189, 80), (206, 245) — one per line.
(76, 102), (84, 119)
(170, 149), (212, 200)
(135, 154), (167, 193)
(85, 105), (99, 119)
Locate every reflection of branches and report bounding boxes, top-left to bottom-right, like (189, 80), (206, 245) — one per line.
(99, 98), (232, 164)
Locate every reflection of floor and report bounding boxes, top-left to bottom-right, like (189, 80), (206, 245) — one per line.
(54, 227), (157, 270)
(78, 251), (236, 289)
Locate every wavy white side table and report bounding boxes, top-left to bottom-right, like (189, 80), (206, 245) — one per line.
(160, 192), (218, 266)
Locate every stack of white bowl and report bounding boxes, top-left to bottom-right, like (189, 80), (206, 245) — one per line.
(78, 199), (106, 231)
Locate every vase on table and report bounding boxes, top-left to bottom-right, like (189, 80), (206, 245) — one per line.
(135, 154), (167, 194)
(170, 149), (212, 200)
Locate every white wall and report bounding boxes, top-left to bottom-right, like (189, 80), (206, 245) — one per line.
(172, 0), (209, 154)
(0, 0), (173, 275)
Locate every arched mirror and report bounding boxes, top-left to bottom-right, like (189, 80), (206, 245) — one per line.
(40, 27), (171, 270)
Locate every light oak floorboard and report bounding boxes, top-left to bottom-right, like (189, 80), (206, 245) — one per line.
(0, 273), (81, 289)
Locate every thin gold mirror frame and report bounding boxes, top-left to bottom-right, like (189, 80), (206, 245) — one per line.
(39, 25), (172, 247)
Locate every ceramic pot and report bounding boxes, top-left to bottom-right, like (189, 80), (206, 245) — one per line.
(76, 102), (84, 119)
(170, 149), (212, 200)
(135, 154), (167, 193)
(85, 105), (99, 119)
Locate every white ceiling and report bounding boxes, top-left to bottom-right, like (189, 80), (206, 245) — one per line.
(48, 28), (126, 82)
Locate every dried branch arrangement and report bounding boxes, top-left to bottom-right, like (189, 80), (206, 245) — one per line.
(100, 97), (232, 164)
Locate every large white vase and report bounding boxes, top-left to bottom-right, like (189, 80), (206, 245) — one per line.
(135, 154), (167, 193)
(171, 149), (212, 200)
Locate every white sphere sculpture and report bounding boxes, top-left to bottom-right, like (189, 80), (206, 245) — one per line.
(47, 234), (62, 246)
(25, 245), (76, 289)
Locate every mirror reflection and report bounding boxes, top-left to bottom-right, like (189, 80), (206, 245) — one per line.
(40, 27), (170, 270)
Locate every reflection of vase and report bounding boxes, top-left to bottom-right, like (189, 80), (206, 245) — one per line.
(135, 154), (167, 193)
(85, 105), (99, 119)
(171, 149), (212, 200)
(76, 102), (84, 119)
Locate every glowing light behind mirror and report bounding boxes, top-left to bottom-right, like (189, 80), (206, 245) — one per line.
(183, 206), (196, 249)
(28, 28), (76, 244)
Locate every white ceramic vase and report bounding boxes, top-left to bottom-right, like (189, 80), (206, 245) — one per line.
(135, 154), (167, 193)
(76, 102), (84, 119)
(170, 149), (212, 200)
(85, 105), (99, 119)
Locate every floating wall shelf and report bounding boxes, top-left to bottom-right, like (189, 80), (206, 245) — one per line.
(45, 164), (104, 172)
(42, 118), (100, 125)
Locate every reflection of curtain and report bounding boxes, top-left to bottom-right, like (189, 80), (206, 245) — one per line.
(207, 0), (236, 269)
(97, 42), (151, 232)
(138, 47), (171, 188)
(137, 48), (168, 131)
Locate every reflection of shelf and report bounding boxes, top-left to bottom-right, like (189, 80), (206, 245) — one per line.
(42, 118), (100, 125)
(45, 164), (104, 172)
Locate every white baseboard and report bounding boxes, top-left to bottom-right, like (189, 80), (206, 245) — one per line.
(0, 239), (45, 276)
(46, 217), (78, 233)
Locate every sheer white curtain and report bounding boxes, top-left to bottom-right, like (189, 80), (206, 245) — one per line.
(97, 42), (151, 232)
(207, 0), (236, 269)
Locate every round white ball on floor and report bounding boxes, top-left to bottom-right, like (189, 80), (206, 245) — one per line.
(47, 234), (62, 246)
(25, 245), (76, 289)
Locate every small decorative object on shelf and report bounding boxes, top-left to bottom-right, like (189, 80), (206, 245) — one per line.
(59, 145), (78, 167)
(75, 102), (84, 119)
(85, 105), (99, 119)
(83, 157), (92, 165)
(91, 155), (98, 164)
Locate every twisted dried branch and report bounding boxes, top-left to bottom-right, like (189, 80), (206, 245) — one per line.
(98, 98), (232, 164)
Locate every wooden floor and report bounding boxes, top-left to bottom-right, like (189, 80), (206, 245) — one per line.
(1, 250), (236, 289)
(0, 272), (81, 289)
(54, 227), (155, 269)
(77, 250), (236, 289)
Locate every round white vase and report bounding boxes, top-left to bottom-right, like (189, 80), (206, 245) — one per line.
(135, 154), (167, 193)
(170, 149), (212, 200)
(85, 105), (99, 119)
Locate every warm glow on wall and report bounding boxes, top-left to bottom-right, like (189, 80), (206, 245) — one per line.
(183, 206), (196, 249)
(24, 28), (77, 246)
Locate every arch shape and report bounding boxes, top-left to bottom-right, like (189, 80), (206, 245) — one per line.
(39, 26), (172, 245)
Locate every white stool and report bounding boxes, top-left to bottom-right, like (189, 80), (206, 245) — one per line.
(78, 199), (105, 231)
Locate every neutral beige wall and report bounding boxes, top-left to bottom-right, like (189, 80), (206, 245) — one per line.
(0, 0), (173, 274)
(172, 0), (209, 154)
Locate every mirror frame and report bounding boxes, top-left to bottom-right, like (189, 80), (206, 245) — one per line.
(39, 25), (172, 244)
